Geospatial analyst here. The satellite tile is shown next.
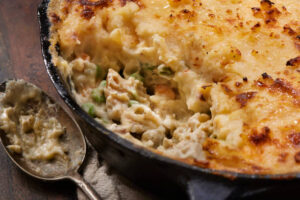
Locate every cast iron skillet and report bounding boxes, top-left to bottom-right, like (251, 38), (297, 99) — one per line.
(38, 0), (300, 199)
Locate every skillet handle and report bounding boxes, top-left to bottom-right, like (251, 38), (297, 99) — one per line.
(187, 178), (237, 200)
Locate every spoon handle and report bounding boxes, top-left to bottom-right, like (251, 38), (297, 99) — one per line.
(68, 172), (102, 200)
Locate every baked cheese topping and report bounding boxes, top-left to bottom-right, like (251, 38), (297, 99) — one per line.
(48, 0), (300, 174)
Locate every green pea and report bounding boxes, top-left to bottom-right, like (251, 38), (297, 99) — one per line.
(96, 118), (109, 124)
(100, 80), (106, 88)
(128, 100), (139, 107)
(141, 63), (156, 71)
(146, 65), (156, 70)
(159, 67), (174, 76)
(130, 72), (144, 82)
(130, 89), (139, 100)
(82, 103), (96, 117)
(101, 118), (109, 124)
(91, 89), (105, 103)
(95, 65), (103, 80)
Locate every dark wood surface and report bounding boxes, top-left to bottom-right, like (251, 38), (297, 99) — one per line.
(0, 0), (77, 199)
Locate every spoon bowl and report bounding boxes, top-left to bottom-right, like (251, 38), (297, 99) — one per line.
(0, 80), (101, 200)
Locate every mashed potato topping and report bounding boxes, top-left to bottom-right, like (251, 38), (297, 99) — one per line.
(48, 0), (300, 174)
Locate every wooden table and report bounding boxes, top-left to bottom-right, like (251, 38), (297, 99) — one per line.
(0, 0), (76, 199)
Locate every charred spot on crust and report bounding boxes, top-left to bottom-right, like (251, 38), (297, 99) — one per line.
(120, 0), (143, 8)
(282, 6), (287, 11)
(249, 127), (270, 145)
(255, 80), (267, 87)
(283, 25), (296, 36)
(294, 152), (300, 163)
(230, 48), (242, 60)
(221, 84), (233, 94)
(79, 0), (111, 19)
(49, 13), (61, 23)
(182, 9), (190, 14)
(79, 0), (110, 7)
(236, 92), (257, 107)
(208, 13), (215, 18)
(289, 132), (300, 146)
(243, 77), (248, 82)
(265, 8), (281, 24)
(261, 72), (271, 79)
(266, 7), (281, 18)
(278, 153), (288, 163)
(260, 0), (274, 10)
(235, 82), (242, 87)
(251, 22), (261, 31)
(265, 18), (276, 25)
(177, 9), (197, 21)
(271, 78), (299, 97)
(81, 7), (95, 19)
(253, 0), (280, 26)
(286, 56), (300, 67)
(251, 7), (262, 17)
(255, 77), (300, 98)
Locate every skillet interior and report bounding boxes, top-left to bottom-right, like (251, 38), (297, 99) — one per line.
(38, 0), (300, 198)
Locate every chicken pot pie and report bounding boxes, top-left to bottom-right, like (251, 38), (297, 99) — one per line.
(48, 0), (300, 174)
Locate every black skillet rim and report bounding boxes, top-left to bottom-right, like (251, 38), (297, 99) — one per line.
(38, 0), (300, 181)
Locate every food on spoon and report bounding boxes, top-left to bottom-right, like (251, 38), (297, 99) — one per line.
(0, 80), (82, 176)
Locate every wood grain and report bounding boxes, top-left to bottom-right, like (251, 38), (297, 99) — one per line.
(0, 0), (76, 199)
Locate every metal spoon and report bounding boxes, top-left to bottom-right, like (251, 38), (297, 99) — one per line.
(0, 80), (101, 200)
